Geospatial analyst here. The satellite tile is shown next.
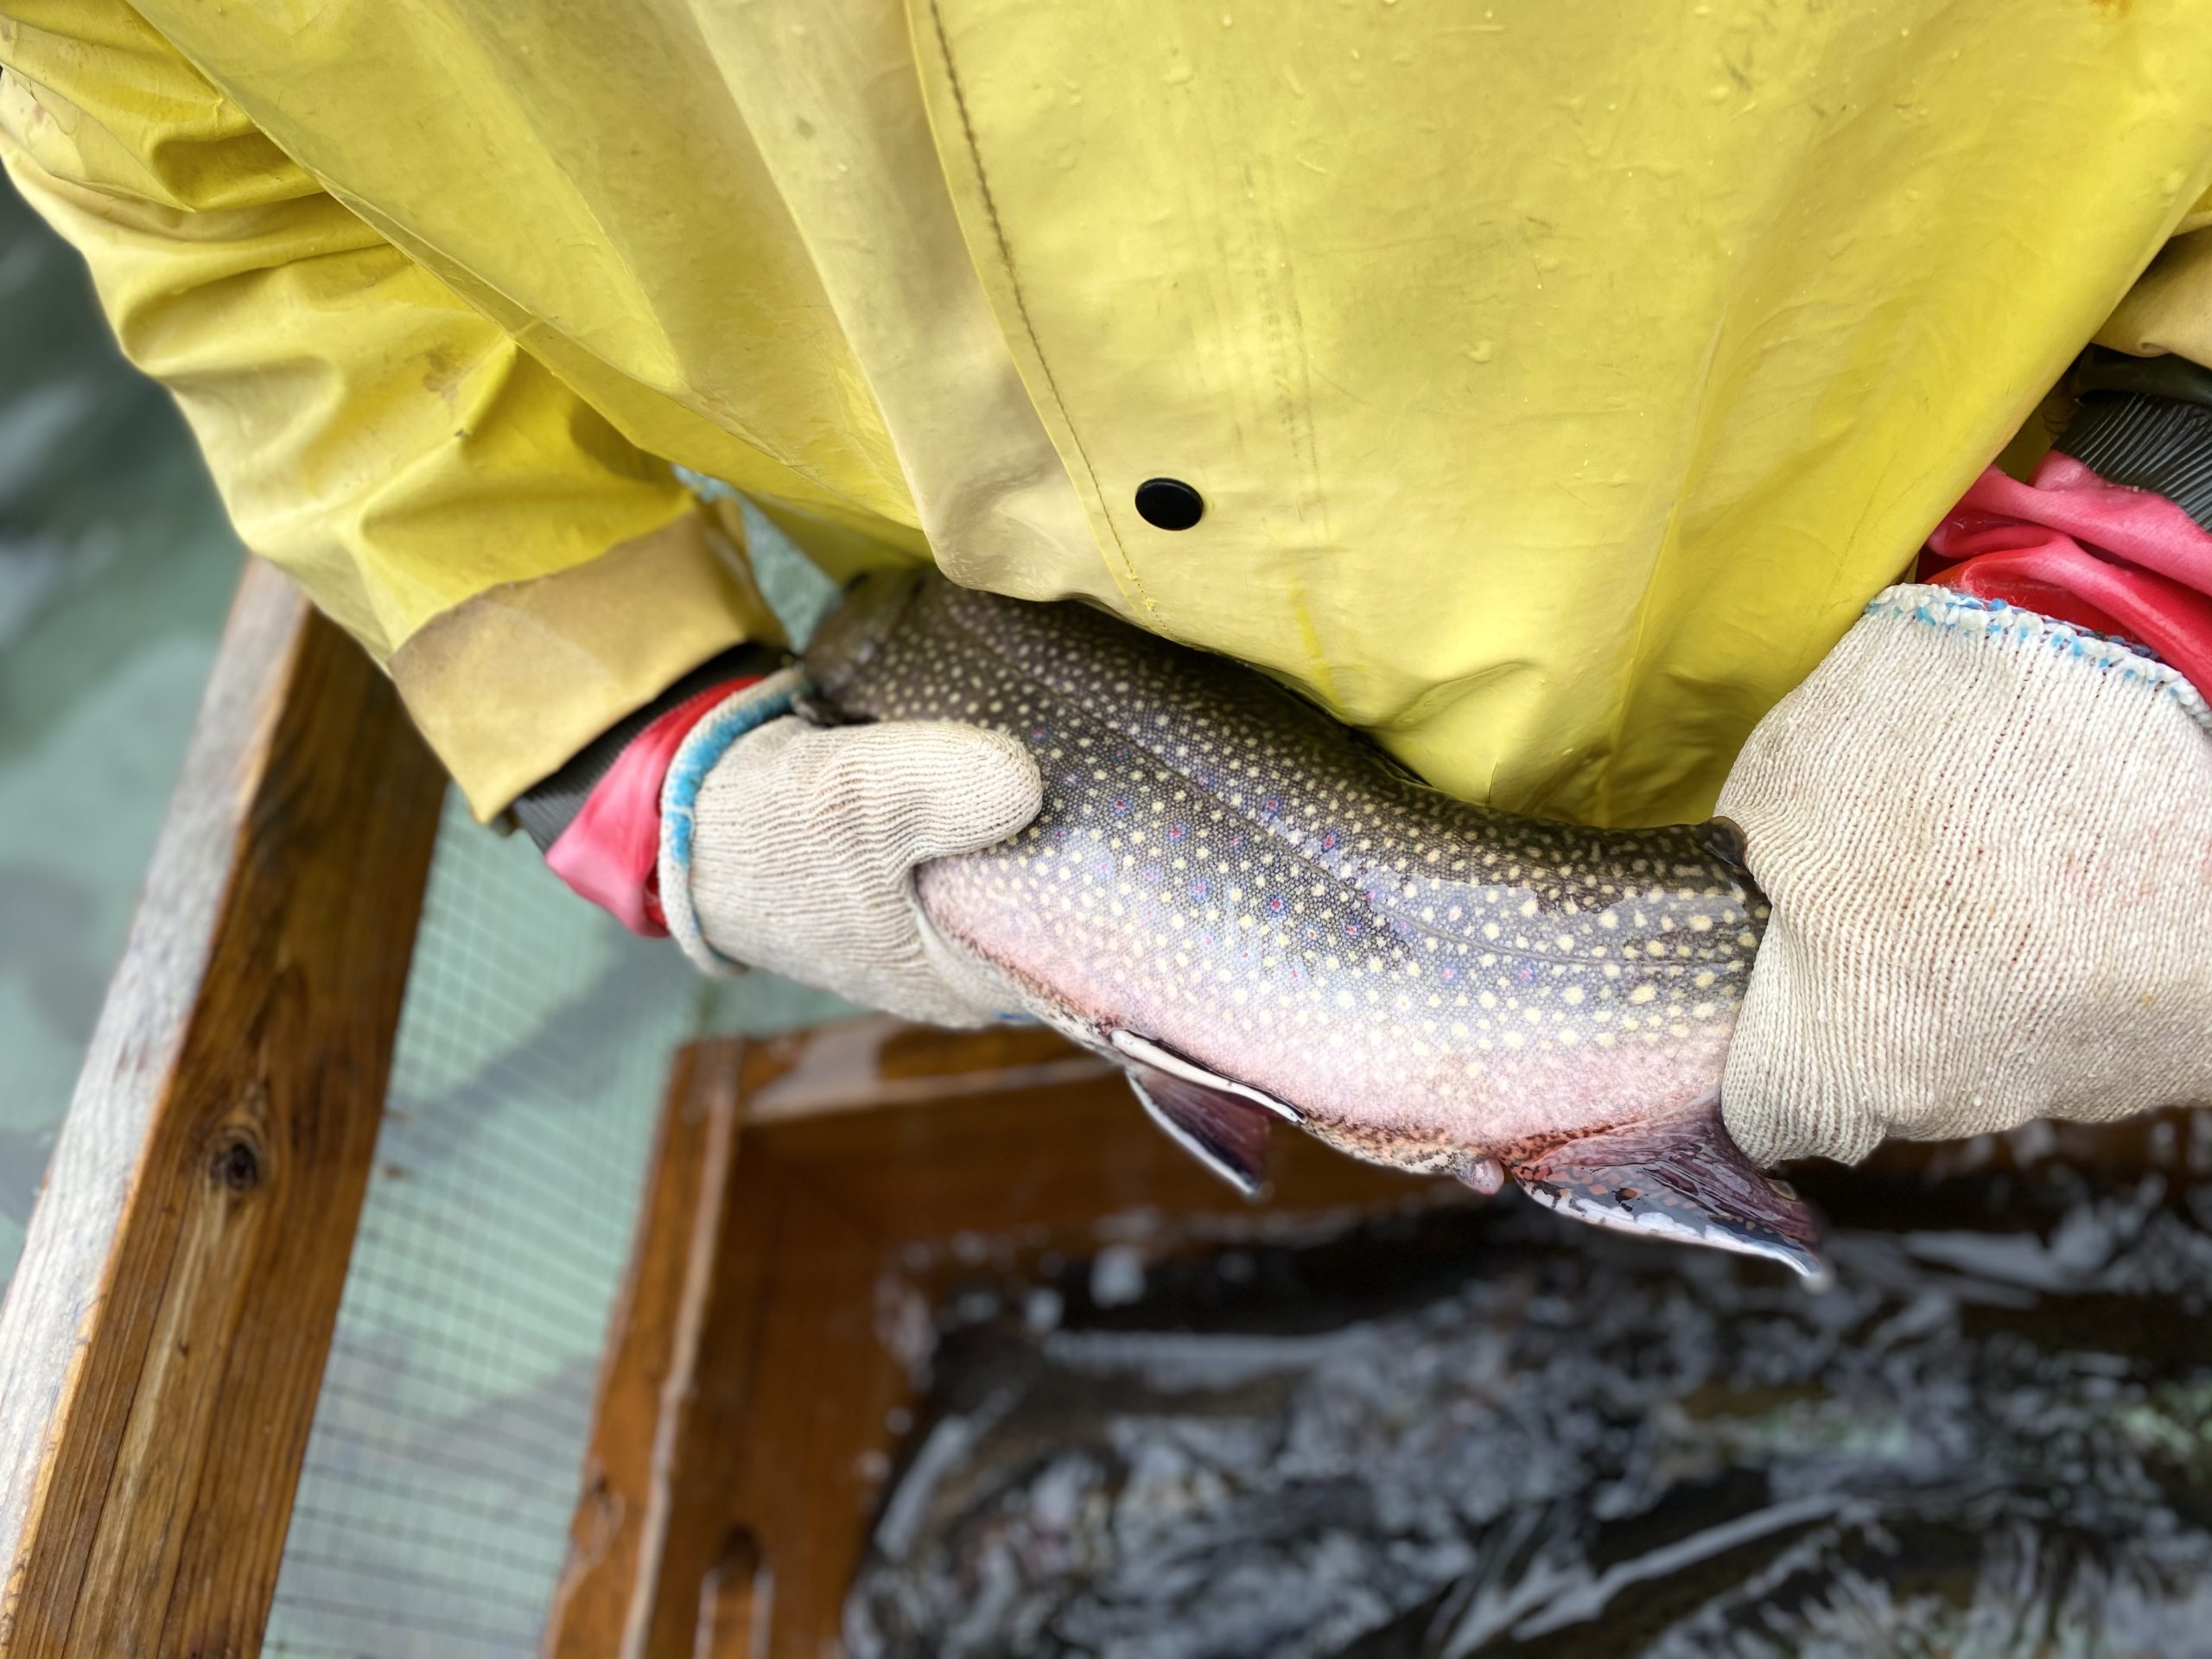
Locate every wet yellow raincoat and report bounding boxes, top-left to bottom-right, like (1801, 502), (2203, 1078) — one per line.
(6, 0), (2212, 823)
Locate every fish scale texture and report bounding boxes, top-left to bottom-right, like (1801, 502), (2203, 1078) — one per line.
(1719, 584), (2212, 1165)
(810, 576), (1768, 1168)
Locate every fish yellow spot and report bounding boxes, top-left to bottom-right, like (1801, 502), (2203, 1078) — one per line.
(1628, 983), (1657, 1004)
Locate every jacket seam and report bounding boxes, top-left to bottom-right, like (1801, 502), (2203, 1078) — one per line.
(922, 0), (1158, 621)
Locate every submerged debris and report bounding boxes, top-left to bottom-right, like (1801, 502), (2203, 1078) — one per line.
(847, 1138), (2212, 1657)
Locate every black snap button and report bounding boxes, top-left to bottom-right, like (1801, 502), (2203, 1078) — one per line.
(1135, 477), (1205, 531)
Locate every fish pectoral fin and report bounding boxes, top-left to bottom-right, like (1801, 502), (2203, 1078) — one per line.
(1126, 1065), (1274, 1198)
(1504, 1098), (1830, 1284)
(1106, 1029), (1300, 1121)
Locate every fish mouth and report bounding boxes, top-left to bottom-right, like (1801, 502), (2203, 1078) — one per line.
(806, 567), (929, 693)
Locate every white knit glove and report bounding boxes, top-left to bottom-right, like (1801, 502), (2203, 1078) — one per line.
(1717, 585), (2212, 1165)
(656, 674), (1041, 1026)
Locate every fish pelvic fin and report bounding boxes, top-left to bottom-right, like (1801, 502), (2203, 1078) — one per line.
(1504, 1096), (1829, 1283)
(1124, 1065), (1274, 1198)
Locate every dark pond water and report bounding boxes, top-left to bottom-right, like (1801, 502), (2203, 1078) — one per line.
(847, 1118), (2212, 1657)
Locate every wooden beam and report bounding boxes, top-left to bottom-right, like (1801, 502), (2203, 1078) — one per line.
(545, 1037), (906, 1659)
(744, 1015), (1427, 1241)
(692, 1530), (768, 1659)
(0, 560), (446, 1657)
(543, 1041), (748, 1659)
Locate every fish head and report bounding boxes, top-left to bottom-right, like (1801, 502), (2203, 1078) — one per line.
(806, 567), (930, 697)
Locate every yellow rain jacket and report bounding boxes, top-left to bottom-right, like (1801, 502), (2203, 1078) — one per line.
(6, 0), (2212, 823)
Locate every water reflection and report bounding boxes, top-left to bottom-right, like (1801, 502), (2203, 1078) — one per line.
(849, 1117), (2212, 1656)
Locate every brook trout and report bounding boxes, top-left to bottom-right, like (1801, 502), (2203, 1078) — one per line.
(805, 572), (1823, 1278)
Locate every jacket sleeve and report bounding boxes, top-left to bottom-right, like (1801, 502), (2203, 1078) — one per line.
(2097, 195), (2212, 372)
(1918, 196), (2212, 688)
(0, 0), (784, 819)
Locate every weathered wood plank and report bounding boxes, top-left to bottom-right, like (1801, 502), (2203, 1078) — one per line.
(716, 1154), (908, 1658)
(545, 1043), (896, 1659)
(692, 1530), (766, 1659)
(0, 559), (445, 1658)
(543, 1041), (748, 1659)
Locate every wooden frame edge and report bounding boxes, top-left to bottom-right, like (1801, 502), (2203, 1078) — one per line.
(0, 561), (446, 1657)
